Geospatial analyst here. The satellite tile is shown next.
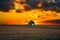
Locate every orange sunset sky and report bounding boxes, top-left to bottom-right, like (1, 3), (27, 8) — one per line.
(0, 0), (60, 25)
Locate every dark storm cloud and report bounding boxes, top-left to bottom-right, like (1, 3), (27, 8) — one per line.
(24, 0), (60, 12)
(0, 0), (14, 12)
(25, 0), (40, 9)
(0, 0), (60, 12)
(43, 19), (60, 24)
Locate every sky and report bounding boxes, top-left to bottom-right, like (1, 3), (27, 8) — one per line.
(0, 0), (60, 25)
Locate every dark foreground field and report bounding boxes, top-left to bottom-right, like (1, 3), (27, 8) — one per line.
(0, 25), (60, 40)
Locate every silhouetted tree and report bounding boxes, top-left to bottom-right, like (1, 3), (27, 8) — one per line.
(28, 20), (35, 26)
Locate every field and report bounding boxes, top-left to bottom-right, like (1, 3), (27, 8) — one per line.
(0, 25), (60, 40)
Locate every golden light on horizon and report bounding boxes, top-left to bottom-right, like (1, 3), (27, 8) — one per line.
(0, 9), (60, 25)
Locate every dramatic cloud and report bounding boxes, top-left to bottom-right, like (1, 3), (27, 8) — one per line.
(0, 0), (14, 12)
(0, 0), (60, 12)
(43, 19), (60, 24)
(25, 0), (39, 8)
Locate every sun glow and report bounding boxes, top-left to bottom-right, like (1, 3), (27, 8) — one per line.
(0, 0), (60, 25)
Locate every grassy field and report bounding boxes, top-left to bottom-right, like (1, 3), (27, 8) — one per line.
(0, 25), (60, 40)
